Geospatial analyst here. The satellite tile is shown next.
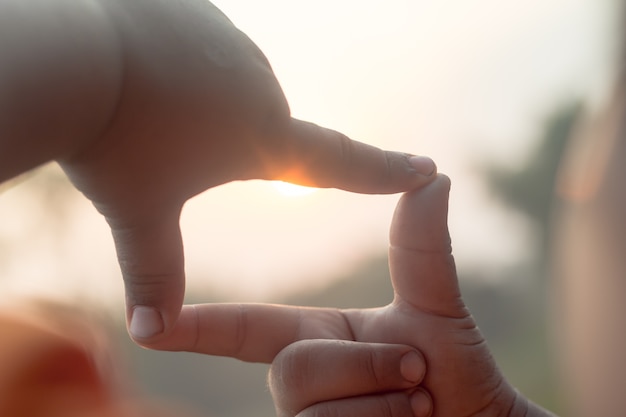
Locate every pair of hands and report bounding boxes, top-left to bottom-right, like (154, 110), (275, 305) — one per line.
(1, 0), (551, 415)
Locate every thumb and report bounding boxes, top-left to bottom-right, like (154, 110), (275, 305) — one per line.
(109, 209), (185, 344)
(388, 174), (466, 316)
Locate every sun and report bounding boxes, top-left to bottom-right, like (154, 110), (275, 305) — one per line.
(271, 181), (318, 197)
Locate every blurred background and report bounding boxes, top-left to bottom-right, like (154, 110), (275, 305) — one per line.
(0, 0), (622, 415)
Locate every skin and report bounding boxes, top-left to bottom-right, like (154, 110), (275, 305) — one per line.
(0, 0), (436, 343)
(156, 175), (557, 417)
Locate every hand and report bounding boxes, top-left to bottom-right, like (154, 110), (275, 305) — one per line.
(269, 339), (433, 417)
(156, 175), (554, 417)
(48, 0), (436, 342)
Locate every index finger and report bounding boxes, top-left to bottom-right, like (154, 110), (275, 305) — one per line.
(270, 118), (436, 193)
(142, 303), (355, 362)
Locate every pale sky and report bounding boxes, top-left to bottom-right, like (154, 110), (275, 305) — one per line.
(0, 0), (619, 307)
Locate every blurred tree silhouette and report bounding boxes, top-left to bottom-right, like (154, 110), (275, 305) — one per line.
(484, 102), (583, 266)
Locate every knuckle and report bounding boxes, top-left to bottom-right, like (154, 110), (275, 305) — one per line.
(383, 151), (396, 185)
(362, 348), (384, 386)
(336, 131), (355, 169)
(381, 394), (416, 417)
(123, 273), (173, 304)
(359, 347), (395, 386)
(383, 151), (409, 186)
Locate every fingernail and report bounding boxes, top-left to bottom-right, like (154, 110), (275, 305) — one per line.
(409, 156), (436, 176)
(410, 389), (433, 417)
(400, 351), (425, 383)
(130, 306), (164, 339)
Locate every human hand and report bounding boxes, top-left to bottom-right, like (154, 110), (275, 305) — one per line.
(156, 175), (555, 417)
(48, 0), (436, 343)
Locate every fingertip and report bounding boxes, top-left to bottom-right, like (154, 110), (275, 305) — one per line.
(382, 152), (439, 192)
(391, 173), (452, 250)
(396, 173), (450, 208)
(408, 155), (437, 177)
(436, 172), (451, 191)
(412, 172), (450, 195)
(400, 350), (426, 384)
(410, 389), (433, 417)
(128, 306), (164, 342)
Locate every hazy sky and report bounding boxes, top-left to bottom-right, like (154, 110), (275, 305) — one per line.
(0, 0), (619, 307)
